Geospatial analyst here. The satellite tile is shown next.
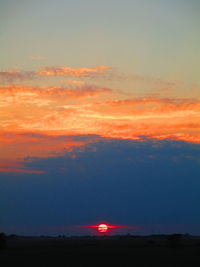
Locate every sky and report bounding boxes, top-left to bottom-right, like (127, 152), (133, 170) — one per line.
(0, 0), (200, 236)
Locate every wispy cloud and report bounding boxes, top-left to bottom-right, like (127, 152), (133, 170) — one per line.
(0, 84), (112, 107)
(60, 80), (87, 85)
(37, 65), (110, 77)
(0, 66), (178, 90)
(0, 70), (35, 82)
(0, 159), (44, 174)
(0, 65), (110, 81)
(91, 97), (200, 115)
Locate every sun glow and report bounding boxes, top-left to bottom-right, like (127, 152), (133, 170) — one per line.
(97, 224), (108, 233)
(86, 222), (122, 234)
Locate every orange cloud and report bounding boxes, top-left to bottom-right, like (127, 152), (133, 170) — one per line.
(96, 120), (200, 143)
(84, 97), (200, 143)
(38, 65), (110, 77)
(0, 132), (100, 160)
(0, 84), (112, 107)
(1, 90), (200, 144)
(60, 80), (87, 85)
(89, 97), (200, 117)
(1, 65), (199, 175)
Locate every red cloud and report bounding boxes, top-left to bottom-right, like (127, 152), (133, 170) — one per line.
(0, 159), (44, 174)
(0, 168), (44, 174)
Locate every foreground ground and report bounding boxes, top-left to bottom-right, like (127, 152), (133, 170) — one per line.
(1, 235), (200, 266)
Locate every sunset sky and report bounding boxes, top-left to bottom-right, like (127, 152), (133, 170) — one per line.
(0, 0), (200, 235)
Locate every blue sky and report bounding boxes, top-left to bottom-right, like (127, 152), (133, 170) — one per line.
(1, 139), (200, 235)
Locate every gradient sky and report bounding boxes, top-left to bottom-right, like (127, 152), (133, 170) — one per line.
(0, 0), (200, 235)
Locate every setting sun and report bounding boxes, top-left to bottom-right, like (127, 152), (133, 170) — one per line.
(97, 224), (108, 233)
(86, 223), (123, 234)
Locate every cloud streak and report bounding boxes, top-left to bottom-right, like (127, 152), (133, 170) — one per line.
(0, 84), (112, 107)
(37, 65), (110, 77)
(0, 167), (44, 174)
(0, 65), (110, 81)
(0, 65), (179, 91)
(0, 71), (35, 82)
(0, 159), (44, 174)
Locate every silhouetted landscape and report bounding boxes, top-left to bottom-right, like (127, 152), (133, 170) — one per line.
(1, 233), (200, 266)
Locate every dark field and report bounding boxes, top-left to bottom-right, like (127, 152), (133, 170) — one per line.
(1, 235), (200, 266)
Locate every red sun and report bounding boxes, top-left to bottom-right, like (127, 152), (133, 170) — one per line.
(97, 223), (108, 233)
(86, 222), (121, 234)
